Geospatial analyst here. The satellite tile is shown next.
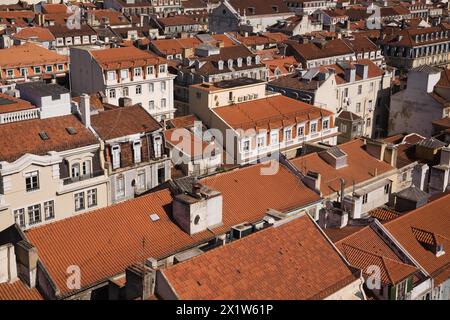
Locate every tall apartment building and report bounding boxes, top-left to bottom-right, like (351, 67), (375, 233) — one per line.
(70, 46), (176, 121)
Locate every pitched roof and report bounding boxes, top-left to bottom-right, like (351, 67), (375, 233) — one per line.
(336, 225), (418, 285)
(42, 3), (68, 14)
(12, 27), (55, 42)
(213, 95), (333, 131)
(163, 214), (359, 300)
(91, 105), (161, 140)
(290, 39), (354, 61)
(291, 139), (395, 197)
(326, 59), (384, 85)
(150, 37), (202, 56)
(25, 160), (320, 297)
(368, 207), (400, 222)
(0, 43), (67, 68)
(90, 46), (166, 70)
(384, 194), (450, 285)
(0, 93), (36, 114)
(156, 15), (199, 27)
(0, 115), (98, 162)
(395, 186), (429, 202)
(164, 128), (210, 158)
(0, 281), (43, 300)
(227, 0), (291, 16)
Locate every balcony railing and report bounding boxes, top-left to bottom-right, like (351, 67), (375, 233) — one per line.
(62, 170), (104, 185)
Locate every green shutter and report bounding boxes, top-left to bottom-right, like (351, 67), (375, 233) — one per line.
(406, 277), (413, 293)
(389, 285), (397, 300)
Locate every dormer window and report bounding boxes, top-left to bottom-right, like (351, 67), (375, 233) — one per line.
(159, 64), (166, 73)
(228, 59), (233, 69)
(111, 145), (121, 169)
(34, 66), (41, 74)
(237, 57), (243, 68)
(218, 60), (224, 70)
(120, 69), (128, 80)
(255, 55), (261, 64)
(153, 135), (162, 158)
(247, 56), (252, 66)
(107, 71), (116, 81)
(134, 67), (142, 77)
(147, 66), (154, 75)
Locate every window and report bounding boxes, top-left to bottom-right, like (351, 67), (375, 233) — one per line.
(136, 85), (142, 95)
(149, 100), (155, 110)
(161, 81), (166, 91)
(297, 125), (304, 136)
(34, 66), (41, 74)
(107, 71), (116, 81)
(362, 194), (368, 204)
(153, 136), (162, 158)
(340, 123), (348, 132)
(123, 87), (129, 97)
(228, 91), (233, 101)
(149, 83), (154, 92)
(109, 89), (116, 99)
(14, 209), (25, 228)
(20, 68), (27, 77)
(133, 140), (142, 163)
(82, 160), (91, 176)
(161, 98), (166, 108)
(46, 65), (53, 73)
(242, 140), (250, 152)
(116, 175), (125, 198)
(44, 200), (55, 220)
(87, 189), (97, 208)
(137, 170), (146, 190)
(310, 122), (317, 133)
(25, 171), (39, 192)
(366, 117), (371, 128)
(159, 64), (166, 73)
(323, 119), (329, 130)
(75, 192), (85, 211)
(344, 88), (349, 97)
(384, 183), (391, 194)
(270, 132), (278, 145)
(257, 135), (265, 148)
(120, 69), (128, 79)
(356, 102), (361, 113)
(369, 82), (375, 92)
(357, 85), (362, 95)
(28, 204), (41, 225)
(57, 64), (64, 71)
(284, 129), (292, 141)
(111, 145), (121, 169)
(368, 100), (373, 110)
(147, 66), (154, 75)
(71, 163), (80, 178)
(134, 67), (142, 77)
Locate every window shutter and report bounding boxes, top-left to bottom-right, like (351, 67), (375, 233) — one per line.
(389, 285), (397, 300)
(112, 145), (121, 169)
(133, 140), (142, 163)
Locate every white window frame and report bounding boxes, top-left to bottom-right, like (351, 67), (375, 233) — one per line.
(134, 67), (142, 77)
(25, 171), (39, 192)
(116, 175), (125, 198)
(107, 71), (116, 81)
(87, 189), (97, 208)
(257, 134), (266, 148)
(111, 145), (121, 169)
(120, 69), (128, 80)
(270, 131), (279, 145)
(74, 192), (85, 211)
(242, 139), (251, 152)
(27, 204), (41, 225)
(133, 140), (142, 163)
(136, 85), (142, 95)
(14, 208), (25, 228)
(44, 200), (55, 220)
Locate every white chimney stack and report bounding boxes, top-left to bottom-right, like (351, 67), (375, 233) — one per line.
(80, 93), (91, 128)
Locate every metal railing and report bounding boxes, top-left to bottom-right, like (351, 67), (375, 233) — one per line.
(62, 170), (104, 185)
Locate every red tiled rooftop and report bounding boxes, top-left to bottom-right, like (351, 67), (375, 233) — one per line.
(384, 194), (450, 285)
(163, 214), (359, 300)
(0, 93), (36, 114)
(0, 281), (43, 300)
(0, 43), (67, 68)
(291, 139), (395, 197)
(90, 46), (166, 70)
(213, 95), (333, 131)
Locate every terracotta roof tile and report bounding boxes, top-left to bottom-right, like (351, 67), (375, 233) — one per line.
(12, 27), (55, 42)
(336, 225), (418, 285)
(150, 37), (202, 56)
(90, 46), (166, 70)
(0, 281), (43, 300)
(0, 43), (67, 69)
(384, 194), (450, 285)
(368, 207), (400, 222)
(0, 115), (98, 162)
(163, 215), (359, 300)
(291, 139), (395, 197)
(227, 0), (290, 15)
(91, 105), (161, 140)
(213, 95), (333, 131)
(164, 128), (210, 158)
(0, 93), (36, 114)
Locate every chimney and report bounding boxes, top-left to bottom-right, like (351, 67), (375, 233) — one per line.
(365, 139), (386, 161)
(0, 243), (18, 284)
(440, 147), (450, 166)
(344, 66), (356, 82)
(125, 263), (155, 300)
(355, 63), (368, 80)
(339, 178), (346, 209)
(383, 144), (398, 167)
(118, 97), (132, 107)
(172, 183), (223, 235)
(302, 171), (322, 195)
(80, 93), (91, 128)
(15, 241), (38, 288)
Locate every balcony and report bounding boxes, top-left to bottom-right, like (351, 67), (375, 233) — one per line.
(62, 170), (104, 186)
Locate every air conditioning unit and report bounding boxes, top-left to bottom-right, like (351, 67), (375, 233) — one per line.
(253, 221), (265, 231)
(231, 223), (253, 239)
